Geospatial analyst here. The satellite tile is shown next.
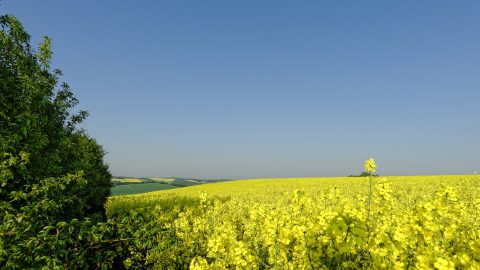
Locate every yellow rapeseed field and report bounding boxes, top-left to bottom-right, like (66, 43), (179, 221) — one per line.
(107, 160), (480, 269)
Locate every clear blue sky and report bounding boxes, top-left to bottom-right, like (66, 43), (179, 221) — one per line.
(2, 1), (479, 178)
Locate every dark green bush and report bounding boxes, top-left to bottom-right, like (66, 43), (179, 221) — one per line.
(0, 14), (115, 268)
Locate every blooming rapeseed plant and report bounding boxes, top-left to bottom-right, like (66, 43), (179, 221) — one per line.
(107, 162), (480, 269)
(364, 158), (377, 175)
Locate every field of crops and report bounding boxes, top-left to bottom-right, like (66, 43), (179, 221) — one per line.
(111, 177), (210, 196)
(111, 182), (178, 196)
(112, 177), (144, 183)
(107, 166), (480, 269)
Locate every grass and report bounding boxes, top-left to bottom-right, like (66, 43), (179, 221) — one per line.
(111, 182), (177, 196)
(149, 178), (175, 183)
(170, 178), (203, 186)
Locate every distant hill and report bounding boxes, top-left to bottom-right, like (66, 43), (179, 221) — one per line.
(110, 176), (233, 196)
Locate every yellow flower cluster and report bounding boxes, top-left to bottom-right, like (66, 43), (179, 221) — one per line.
(364, 158), (377, 174)
(181, 180), (479, 269)
(108, 174), (480, 269)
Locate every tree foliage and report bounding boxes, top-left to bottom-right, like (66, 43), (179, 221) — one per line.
(0, 14), (116, 268)
(0, 14), (111, 217)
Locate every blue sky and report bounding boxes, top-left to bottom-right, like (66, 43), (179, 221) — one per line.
(2, 1), (479, 178)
